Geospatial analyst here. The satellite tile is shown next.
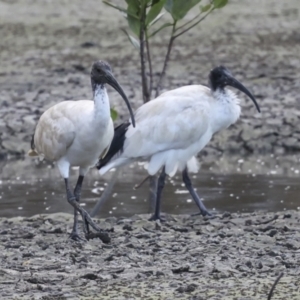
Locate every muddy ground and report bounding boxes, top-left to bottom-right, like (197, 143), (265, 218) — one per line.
(1, 211), (300, 299)
(1, 1), (300, 299)
(0, 0), (299, 158)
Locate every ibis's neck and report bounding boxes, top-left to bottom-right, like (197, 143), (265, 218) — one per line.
(93, 84), (111, 120)
(210, 88), (241, 133)
(213, 88), (239, 104)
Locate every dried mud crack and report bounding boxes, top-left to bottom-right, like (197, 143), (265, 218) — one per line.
(0, 211), (299, 299)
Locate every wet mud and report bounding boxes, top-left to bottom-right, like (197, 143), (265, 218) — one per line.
(1, 211), (300, 299)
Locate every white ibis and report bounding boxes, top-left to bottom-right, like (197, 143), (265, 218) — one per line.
(97, 66), (260, 220)
(28, 60), (135, 240)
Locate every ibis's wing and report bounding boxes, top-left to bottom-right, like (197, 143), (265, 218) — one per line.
(123, 85), (212, 158)
(33, 102), (78, 161)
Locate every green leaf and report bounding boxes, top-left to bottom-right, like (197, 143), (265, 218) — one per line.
(103, 1), (139, 19)
(126, 0), (140, 17)
(200, 4), (211, 12)
(110, 108), (118, 121)
(141, 0), (153, 5)
(145, 0), (166, 26)
(149, 12), (165, 26)
(165, 0), (202, 21)
(126, 0), (142, 36)
(122, 29), (140, 50)
(148, 22), (173, 37)
(127, 15), (140, 36)
(104, 1), (141, 36)
(213, 0), (228, 9)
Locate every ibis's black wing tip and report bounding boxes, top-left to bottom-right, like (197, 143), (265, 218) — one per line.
(97, 122), (131, 170)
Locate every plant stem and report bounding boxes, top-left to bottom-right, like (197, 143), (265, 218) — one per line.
(154, 9), (215, 97)
(173, 9), (214, 39)
(145, 33), (153, 101)
(155, 22), (176, 97)
(175, 13), (201, 32)
(140, 4), (150, 103)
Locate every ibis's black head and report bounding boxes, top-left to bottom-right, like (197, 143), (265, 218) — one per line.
(90, 60), (136, 127)
(209, 66), (260, 113)
(91, 60), (113, 85)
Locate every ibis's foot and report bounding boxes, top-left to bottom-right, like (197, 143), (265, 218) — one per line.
(148, 214), (166, 222)
(69, 231), (85, 242)
(191, 210), (213, 218)
(79, 209), (111, 243)
(79, 209), (102, 234)
(86, 231), (111, 243)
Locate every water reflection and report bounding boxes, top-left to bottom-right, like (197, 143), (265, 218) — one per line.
(0, 154), (299, 218)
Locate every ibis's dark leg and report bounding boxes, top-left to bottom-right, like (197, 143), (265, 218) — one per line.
(64, 178), (102, 238)
(148, 175), (158, 212)
(69, 175), (84, 241)
(182, 168), (211, 216)
(149, 168), (166, 221)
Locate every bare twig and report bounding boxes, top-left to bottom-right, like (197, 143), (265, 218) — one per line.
(175, 13), (201, 32)
(155, 22), (176, 97)
(173, 9), (214, 39)
(267, 273), (284, 300)
(133, 175), (150, 190)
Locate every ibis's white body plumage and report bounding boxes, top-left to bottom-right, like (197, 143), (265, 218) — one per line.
(29, 58), (140, 240)
(99, 85), (241, 177)
(34, 87), (113, 177)
(96, 65), (259, 220)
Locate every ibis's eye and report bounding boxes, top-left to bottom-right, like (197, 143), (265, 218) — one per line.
(214, 73), (222, 80)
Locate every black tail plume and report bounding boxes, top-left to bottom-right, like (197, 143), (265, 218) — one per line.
(97, 122), (130, 169)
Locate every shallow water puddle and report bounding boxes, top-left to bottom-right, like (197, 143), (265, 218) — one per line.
(0, 155), (299, 218)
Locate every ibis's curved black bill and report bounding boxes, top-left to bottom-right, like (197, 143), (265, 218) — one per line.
(91, 60), (136, 127)
(228, 77), (260, 113)
(106, 73), (136, 127)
